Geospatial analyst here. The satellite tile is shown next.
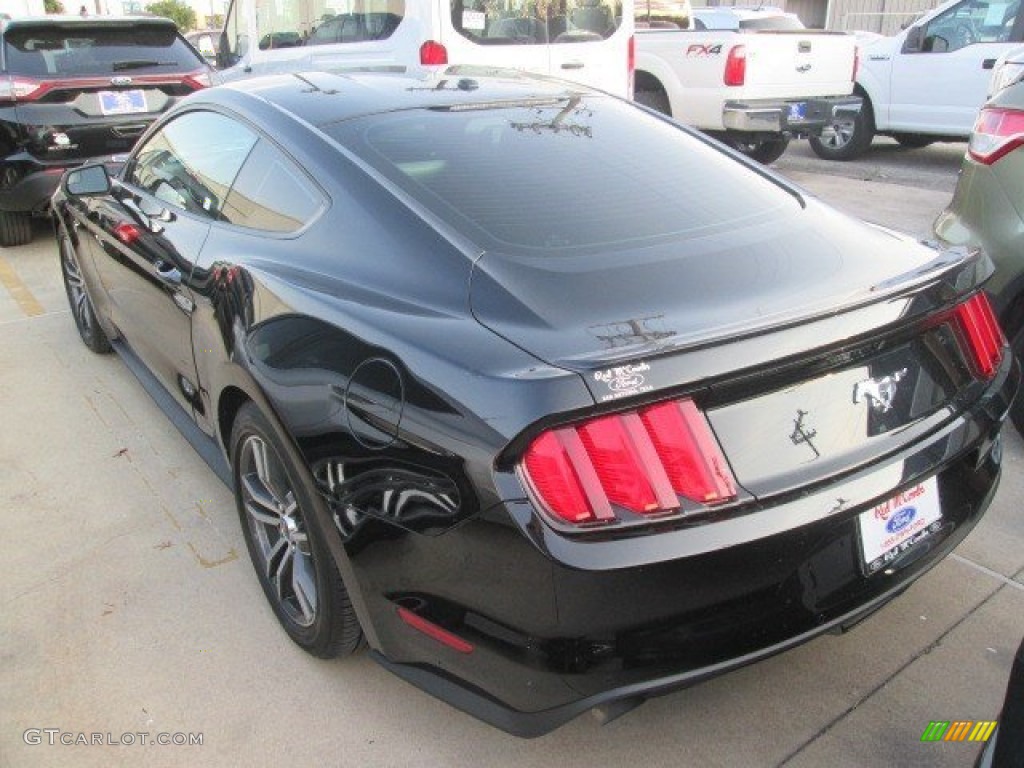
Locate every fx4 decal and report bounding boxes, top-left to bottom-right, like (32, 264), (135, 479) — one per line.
(686, 43), (723, 56)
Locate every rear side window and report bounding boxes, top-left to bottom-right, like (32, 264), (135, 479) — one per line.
(253, 0), (404, 49)
(325, 95), (794, 253)
(451, 0), (623, 44)
(3, 24), (205, 77)
(223, 140), (323, 232)
(306, 1), (405, 45)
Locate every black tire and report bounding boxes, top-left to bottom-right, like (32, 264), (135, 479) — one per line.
(59, 232), (112, 354)
(634, 88), (671, 116)
(231, 402), (363, 658)
(809, 98), (875, 161)
(893, 133), (935, 149)
(725, 135), (790, 164)
(1011, 325), (1024, 438)
(0, 210), (33, 248)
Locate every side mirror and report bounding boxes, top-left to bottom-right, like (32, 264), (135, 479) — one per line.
(63, 164), (111, 197)
(902, 24), (924, 52)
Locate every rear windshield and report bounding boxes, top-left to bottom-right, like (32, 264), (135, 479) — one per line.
(3, 24), (204, 77)
(324, 95), (795, 253)
(739, 16), (805, 30)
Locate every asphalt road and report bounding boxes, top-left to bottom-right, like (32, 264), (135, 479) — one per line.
(0, 142), (1021, 768)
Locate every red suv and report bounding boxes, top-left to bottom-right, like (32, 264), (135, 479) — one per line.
(0, 15), (211, 246)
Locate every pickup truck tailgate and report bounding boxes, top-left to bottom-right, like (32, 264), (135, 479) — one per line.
(739, 31), (856, 97)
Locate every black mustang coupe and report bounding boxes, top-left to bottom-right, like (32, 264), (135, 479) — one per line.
(51, 68), (1018, 736)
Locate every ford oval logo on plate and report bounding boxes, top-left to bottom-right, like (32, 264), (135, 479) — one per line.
(886, 507), (916, 534)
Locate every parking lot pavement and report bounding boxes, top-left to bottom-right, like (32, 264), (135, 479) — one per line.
(1, 163), (1022, 767)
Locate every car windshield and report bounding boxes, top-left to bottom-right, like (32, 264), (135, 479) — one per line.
(324, 93), (796, 253)
(3, 24), (203, 77)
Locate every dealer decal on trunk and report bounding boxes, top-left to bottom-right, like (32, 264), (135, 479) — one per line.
(594, 362), (654, 402)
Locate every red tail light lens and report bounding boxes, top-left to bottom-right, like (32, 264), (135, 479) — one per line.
(419, 40), (448, 65)
(852, 46), (859, 82)
(954, 293), (1005, 379)
(183, 70), (214, 90)
(724, 45), (746, 87)
(640, 400), (736, 503)
(967, 107), (1024, 165)
(0, 76), (46, 102)
(522, 398), (737, 526)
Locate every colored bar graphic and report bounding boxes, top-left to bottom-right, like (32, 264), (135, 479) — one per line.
(920, 720), (997, 743)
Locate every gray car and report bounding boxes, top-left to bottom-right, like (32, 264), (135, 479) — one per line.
(935, 78), (1024, 434)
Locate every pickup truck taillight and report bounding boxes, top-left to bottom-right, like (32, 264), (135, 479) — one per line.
(522, 398), (737, 525)
(852, 46), (859, 82)
(420, 40), (448, 65)
(967, 107), (1024, 165)
(724, 45), (746, 87)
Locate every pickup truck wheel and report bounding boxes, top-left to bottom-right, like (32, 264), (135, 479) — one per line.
(634, 89), (670, 116)
(893, 133), (935, 149)
(809, 99), (875, 161)
(0, 210), (33, 248)
(726, 136), (790, 164)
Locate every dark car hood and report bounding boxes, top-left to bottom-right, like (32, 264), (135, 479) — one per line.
(469, 200), (966, 400)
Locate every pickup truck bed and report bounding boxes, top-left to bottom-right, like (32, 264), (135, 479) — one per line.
(634, 27), (861, 162)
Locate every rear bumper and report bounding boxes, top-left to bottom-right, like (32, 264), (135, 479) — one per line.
(344, 353), (1017, 736)
(722, 95), (862, 135)
(0, 153), (73, 213)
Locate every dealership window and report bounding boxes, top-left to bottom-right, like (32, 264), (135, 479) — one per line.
(451, 0), (623, 44)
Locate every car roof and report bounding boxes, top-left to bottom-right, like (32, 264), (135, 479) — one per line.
(1, 15), (178, 31)
(213, 67), (606, 128)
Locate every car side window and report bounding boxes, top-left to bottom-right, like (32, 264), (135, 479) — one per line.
(222, 139), (323, 233)
(924, 0), (1021, 52)
(126, 111), (257, 219)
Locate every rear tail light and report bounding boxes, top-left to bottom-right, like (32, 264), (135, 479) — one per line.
(0, 76), (46, 103)
(522, 397), (737, 526)
(724, 45), (746, 87)
(183, 70), (214, 90)
(967, 107), (1024, 165)
(419, 40), (448, 65)
(953, 292), (1005, 379)
(852, 46), (859, 82)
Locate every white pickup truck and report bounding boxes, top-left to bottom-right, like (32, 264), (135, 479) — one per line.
(810, 0), (1024, 160)
(633, 8), (861, 163)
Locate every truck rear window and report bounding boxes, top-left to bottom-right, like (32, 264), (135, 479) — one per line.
(3, 24), (204, 77)
(451, 0), (624, 45)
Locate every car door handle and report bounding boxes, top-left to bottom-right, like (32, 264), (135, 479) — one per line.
(561, 60), (585, 70)
(983, 58), (996, 69)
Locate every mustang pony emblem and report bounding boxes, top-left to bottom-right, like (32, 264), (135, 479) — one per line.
(853, 368), (908, 414)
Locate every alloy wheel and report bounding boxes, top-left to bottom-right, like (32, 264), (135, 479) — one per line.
(61, 237), (94, 337)
(239, 434), (318, 628)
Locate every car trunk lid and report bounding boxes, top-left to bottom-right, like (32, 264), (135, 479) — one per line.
(472, 201), (1000, 500)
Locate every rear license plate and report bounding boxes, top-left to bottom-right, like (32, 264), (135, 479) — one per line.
(98, 89), (147, 116)
(788, 102), (807, 122)
(859, 477), (942, 574)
